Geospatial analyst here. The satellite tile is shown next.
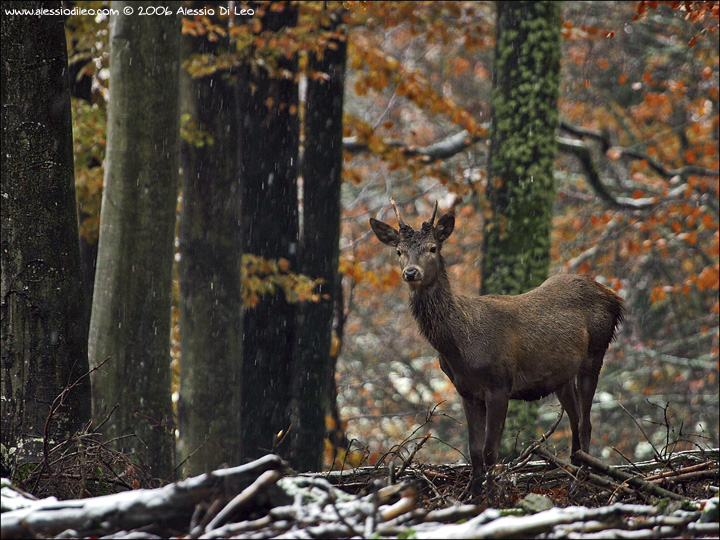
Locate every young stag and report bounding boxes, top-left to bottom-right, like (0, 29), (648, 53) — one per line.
(370, 199), (624, 494)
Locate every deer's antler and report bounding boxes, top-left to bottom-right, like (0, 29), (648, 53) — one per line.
(428, 200), (438, 227)
(390, 197), (407, 228)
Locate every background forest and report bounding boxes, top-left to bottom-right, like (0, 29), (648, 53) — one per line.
(1, 0), (718, 494)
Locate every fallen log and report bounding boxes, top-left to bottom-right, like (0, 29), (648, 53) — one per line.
(1, 454), (286, 539)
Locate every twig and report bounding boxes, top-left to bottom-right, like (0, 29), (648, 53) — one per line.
(327, 485), (362, 537)
(379, 485), (417, 521)
(92, 403), (120, 433)
(610, 446), (646, 474)
(508, 409), (564, 472)
(31, 357), (115, 494)
(415, 466), (451, 507)
(189, 497), (225, 539)
(271, 424), (293, 454)
(618, 402), (663, 462)
(174, 434), (214, 475)
(396, 434), (431, 478)
(374, 407), (441, 472)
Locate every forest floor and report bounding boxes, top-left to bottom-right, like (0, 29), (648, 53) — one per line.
(1, 440), (718, 539)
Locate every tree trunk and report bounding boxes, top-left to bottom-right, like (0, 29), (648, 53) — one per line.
(0, 0), (91, 472)
(88, 1), (180, 480)
(176, 2), (244, 476)
(239, 1), (300, 461)
(482, 0), (562, 454)
(288, 14), (348, 472)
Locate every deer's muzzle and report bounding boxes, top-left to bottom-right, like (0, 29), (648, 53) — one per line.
(403, 266), (422, 282)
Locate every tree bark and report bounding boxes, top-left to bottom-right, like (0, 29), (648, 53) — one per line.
(288, 13), (348, 472)
(177, 1), (244, 476)
(1, 0), (91, 471)
(88, 1), (180, 480)
(482, 0), (561, 296)
(482, 0), (562, 456)
(239, 1), (300, 461)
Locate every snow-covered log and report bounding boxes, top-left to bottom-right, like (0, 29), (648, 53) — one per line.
(1, 454), (284, 539)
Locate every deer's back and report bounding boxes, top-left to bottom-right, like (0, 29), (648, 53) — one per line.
(451, 274), (623, 399)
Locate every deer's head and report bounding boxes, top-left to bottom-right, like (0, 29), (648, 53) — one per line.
(370, 199), (455, 288)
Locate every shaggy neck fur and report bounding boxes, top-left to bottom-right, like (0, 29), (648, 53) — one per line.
(408, 256), (463, 359)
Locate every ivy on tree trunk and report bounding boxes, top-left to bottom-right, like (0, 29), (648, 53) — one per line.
(482, 0), (561, 297)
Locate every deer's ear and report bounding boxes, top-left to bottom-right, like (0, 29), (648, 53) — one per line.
(434, 214), (455, 243)
(370, 218), (401, 247)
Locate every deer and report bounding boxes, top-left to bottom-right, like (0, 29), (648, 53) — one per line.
(370, 199), (624, 494)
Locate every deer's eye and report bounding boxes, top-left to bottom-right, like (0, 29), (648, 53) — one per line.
(429, 246), (437, 253)
(396, 249), (402, 257)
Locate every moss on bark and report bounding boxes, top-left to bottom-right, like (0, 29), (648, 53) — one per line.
(482, 0), (561, 296)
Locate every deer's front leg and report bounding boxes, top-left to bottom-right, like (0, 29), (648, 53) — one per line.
(461, 396), (487, 495)
(482, 390), (509, 469)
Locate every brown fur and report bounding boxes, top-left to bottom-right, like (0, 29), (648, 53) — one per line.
(370, 207), (624, 495)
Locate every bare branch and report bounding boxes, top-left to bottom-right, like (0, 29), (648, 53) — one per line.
(343, 127), (485, 162)
(343, 121), (717, 213)
(560, 120), (719, 179)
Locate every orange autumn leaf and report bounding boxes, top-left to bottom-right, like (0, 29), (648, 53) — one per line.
(702, 213), (718, 230)
(650, 286), (667, 303)
(277, 258), (291, 272)
(697, 265), (719, 291)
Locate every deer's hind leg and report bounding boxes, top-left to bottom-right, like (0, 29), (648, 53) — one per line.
(577, 362), (602, 453)
(555, 379), (582, 459)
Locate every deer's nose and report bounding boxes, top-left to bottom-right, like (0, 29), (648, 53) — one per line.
(403, 267), (420, 282)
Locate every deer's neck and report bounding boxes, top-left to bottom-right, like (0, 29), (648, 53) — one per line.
(408, 263), (463, 359)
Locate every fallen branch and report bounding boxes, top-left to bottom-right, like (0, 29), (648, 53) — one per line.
(572, 450), (685, 501)
(531, 445), (636, 498)
(644, 460), (715, 482)
(651, 468), (719, 486)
